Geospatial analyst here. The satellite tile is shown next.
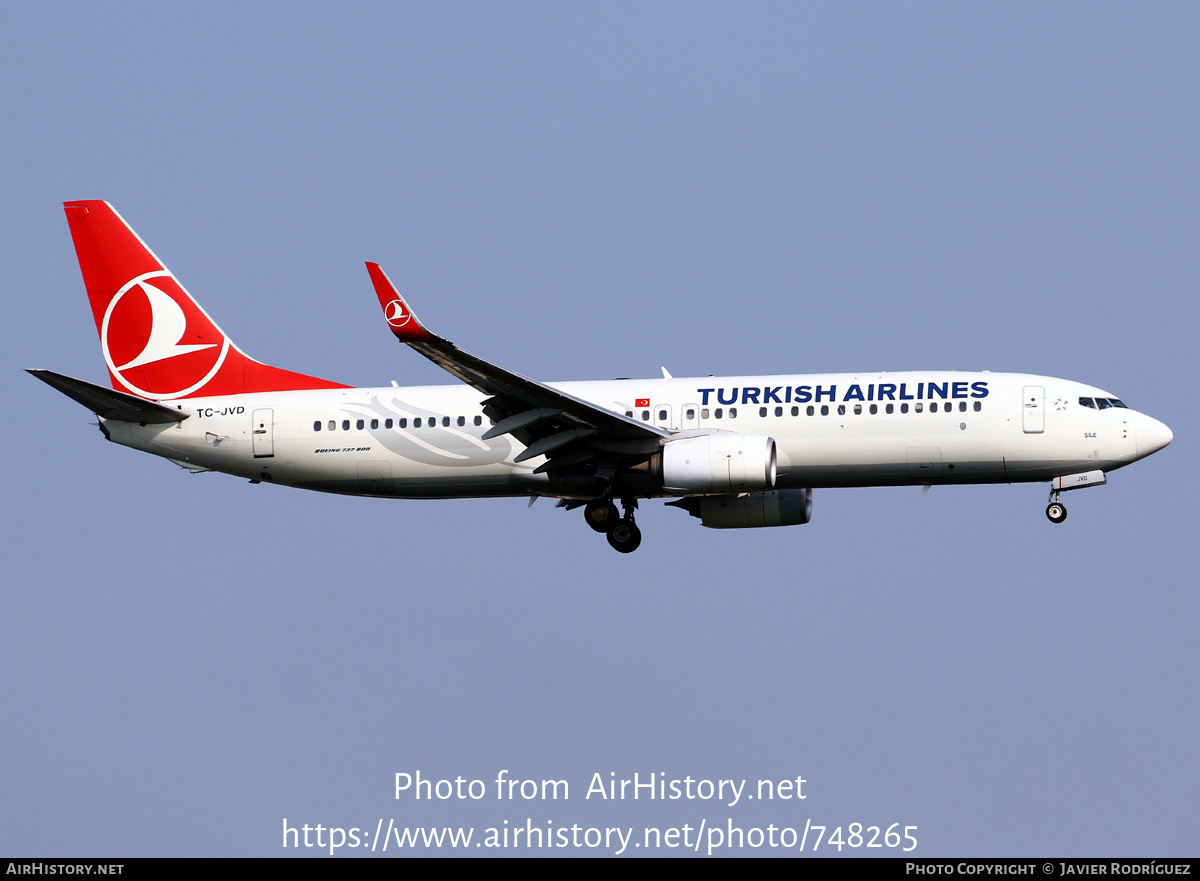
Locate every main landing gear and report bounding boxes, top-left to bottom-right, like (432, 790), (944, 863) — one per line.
(584, 498), (642, 553)
(1046, 489), (1067, 524)
(583, 499), (619, 533)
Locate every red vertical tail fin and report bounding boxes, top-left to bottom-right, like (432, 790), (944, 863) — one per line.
(63, 201), (348, 400)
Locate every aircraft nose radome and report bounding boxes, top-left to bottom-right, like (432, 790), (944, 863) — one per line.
(1135, 413), (1173, 459)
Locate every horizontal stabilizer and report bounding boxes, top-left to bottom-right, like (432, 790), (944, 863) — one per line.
(28, 369), (189, 424)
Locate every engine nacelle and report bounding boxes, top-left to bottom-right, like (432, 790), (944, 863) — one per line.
(660, 433), (777, 493)
(681, 488), (813, 529)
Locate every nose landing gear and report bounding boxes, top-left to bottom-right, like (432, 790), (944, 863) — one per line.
(1043, 470), (1108, 523)
(1046, 489), (1067, 524)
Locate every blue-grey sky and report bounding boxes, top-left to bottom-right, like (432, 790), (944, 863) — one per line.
(2, 2), (1196, 856)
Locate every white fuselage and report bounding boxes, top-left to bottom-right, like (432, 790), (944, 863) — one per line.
(102, 370), (1166, 499)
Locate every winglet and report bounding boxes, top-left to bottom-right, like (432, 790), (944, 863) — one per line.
(365, 262), (439, 343)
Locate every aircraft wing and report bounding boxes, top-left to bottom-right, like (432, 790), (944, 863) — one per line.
(365, 263), (668, 477)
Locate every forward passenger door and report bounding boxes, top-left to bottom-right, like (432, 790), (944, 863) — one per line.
(1022, 386), (1044, 434)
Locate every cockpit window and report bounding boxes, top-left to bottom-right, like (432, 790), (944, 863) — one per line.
(1079, 397), (1096, 409)
(1096, 398), (1112, 410)
(1109, 398), (1127, 408)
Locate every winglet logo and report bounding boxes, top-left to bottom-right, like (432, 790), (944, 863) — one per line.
(385, 299), (413, 329)
(101, 271), (230, 399)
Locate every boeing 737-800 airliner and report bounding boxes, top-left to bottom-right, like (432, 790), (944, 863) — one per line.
(31, 201), (1173, 552)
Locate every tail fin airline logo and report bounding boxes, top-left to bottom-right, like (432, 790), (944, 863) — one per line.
(384, 299), (413, 328)
(101, 271), (231, 399)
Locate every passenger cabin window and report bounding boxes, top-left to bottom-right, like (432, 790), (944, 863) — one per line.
(474, 415), (482, 425)
(328, 420), (336, 431)
(356, 419), (365, 430)
(886, 404), (894, 414)
(973, 401), (982, 412)
(342, 420), (350, 431)
(370, 419), (379, 429)
(900, 403), (909, 414)
(658, 409), (668, 421)
(414, 417), (422, 428)
(701, 408), (710, 419)
(959, 401), (967, 412)
(641, 410), (650, 421)
(686, 408), (695, 420)
(715, 408), (723, 419)
(399, 418), (407, 428)
(854, 404), (862, 415)
(759, 407), (767, 418)
(820, 405), (829, 416)
(313, 421), (321, 431)
(729, 407), (738, 418)
(837, 404), (846, 416)
(791, 406), (799, 416)
(386, 418), (393, 429)
(457, 416), (465, 426)
(625, 410), (633, 418)
(442, 416), (450, 426)
(806, 406), (815, 416)
(870, 404), (878, 415)
(775, 406), (783, 417)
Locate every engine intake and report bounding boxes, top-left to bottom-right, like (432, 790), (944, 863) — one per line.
(659, 433), (777, 493)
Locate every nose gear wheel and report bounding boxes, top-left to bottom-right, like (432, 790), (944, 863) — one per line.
(1045, 488), (1067, 524)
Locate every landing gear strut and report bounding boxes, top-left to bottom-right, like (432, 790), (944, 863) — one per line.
(1046, 489), (1067, 524)
(605, 497), (642, 553)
